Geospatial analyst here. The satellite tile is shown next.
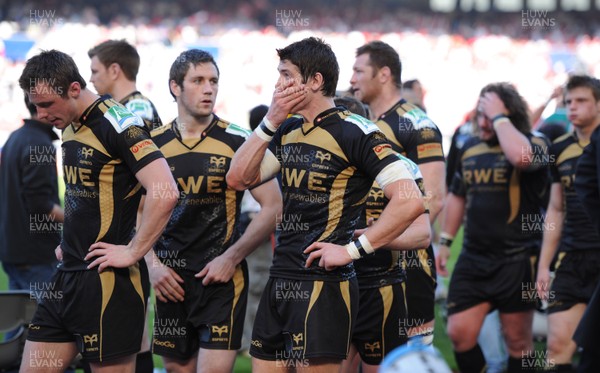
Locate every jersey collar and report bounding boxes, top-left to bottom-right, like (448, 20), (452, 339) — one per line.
(378, 98), (407, 121)
(171, 114), (219, 149)
(302, 107), (343, 135)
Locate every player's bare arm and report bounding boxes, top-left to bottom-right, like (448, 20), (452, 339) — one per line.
(354, 212), (431, 251)
(536, 183), (564, 300)
(133, 194), (185, 302)
(437, 192), (465, 277)
(85, 158), (178, 271)
(227, 82), (307, 190)
(305, 177), (425, 270)
(419, 161), (446, 222)
(480, 91), (539, 169)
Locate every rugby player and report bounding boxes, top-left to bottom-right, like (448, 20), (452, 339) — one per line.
(227, 36), (426, 373)
(350, 40), (445, 347)
(147, 49), (281, 373)
(89, 40), (162, 130)
(537, 75), (600, 372)
(333, 95), (432, 372)
(88, 37), (162, 373)
(438, 82), (550, 373)
(18, 49), (177, 373)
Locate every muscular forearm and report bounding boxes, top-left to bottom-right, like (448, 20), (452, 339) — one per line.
(420, 161), (446, 223)
(538, 192), (564, 270)
(441, 193), (465, 237)
(129, 192), (177, 261)
(383, 213), (431, 251)
(363, 180), (426, 250)
(494, 119), (535, 169)
(223, 203), (279, 265)
(538, 212), (563, 270)
(227, 134), (273, 190)
(427, 191), (445, 223)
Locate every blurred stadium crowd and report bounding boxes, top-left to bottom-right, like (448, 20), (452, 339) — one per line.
(0, 1), (599, 144)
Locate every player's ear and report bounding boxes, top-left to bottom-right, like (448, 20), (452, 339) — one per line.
(68, 82), (81, 98)
(108, 63), (120, 80)
(310, 72), (324, 93)
(169, 80), (181, 98)
(378, 66), (391, 84)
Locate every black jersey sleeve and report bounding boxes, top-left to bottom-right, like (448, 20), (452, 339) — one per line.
(342, 114), (401, 182)
(104, 109), (164, 175)
(396, 107), (444, 165)
(448, 137), (474, 198)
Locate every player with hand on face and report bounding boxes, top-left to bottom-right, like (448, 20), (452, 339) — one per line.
(438, 82), (550, 373)
(228, 37), (426, 373)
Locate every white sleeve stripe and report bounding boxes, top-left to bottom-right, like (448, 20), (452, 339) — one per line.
(259, 150), (281, 182)
(375, 161), (414, 191)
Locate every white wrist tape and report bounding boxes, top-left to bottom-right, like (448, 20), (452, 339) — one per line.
(255, 126), (273, 142)
(262, 116), (277, 132)
(358, 235), (374, 254)
(346, 242), (361, 260)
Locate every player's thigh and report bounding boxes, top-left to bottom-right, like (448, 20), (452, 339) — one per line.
(20, 340), (78, 373)
(252, 357), (289, 373)
(88, 354), (135, 373)
(162, 354), (198, 373)
(447, 302), (490, 351)
(196, 348), (237, 373)
(547, 303), (586, 353)
(296, 357), (343, 373)
(340, 344), (359, 373)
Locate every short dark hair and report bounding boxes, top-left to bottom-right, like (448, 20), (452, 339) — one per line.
(402, 79), (419, 90)
(276, 37), (339, 97)
(356, 41), (402, 88)
(479, 82), (530, 134)
(249, 105), (268, 131)
(24, 94), (37, 117)
(566, 74), (600, 102)
(19, 49), (87, 98)
(88, 40), (140, 82)
(169, 49), (219, 100)
(334, 96), (367, 117)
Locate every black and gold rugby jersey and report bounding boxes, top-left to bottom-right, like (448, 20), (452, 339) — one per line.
(61, 98), (163, 271)
(121, 91), (162, 131)
(574, 127), (600, 235)
(375, 99), (444, 164)
(355, 154), (428, 288)
(550, 133), (600, 252)
(151, 116), (249, 272)
(269, 107), (400, 281)
(450, 134), (550, 257)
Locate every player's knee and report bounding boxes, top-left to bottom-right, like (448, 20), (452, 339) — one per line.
(547, 332), (571, 356)
(503, 330), (532, 354)
(163, 358), (194, 373)
(447, 322), (477, 351)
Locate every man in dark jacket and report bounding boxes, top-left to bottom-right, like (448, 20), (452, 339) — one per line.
(0, 95), (62, 296)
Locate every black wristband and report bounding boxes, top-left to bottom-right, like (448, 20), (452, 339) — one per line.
(259, 122), (275, 137)
(490, 114), (508, 123)
(439, 237), (453, 247)
(354, 239), (368, 258)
